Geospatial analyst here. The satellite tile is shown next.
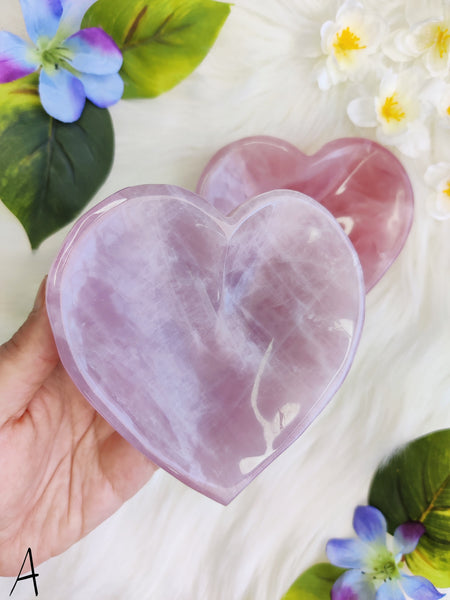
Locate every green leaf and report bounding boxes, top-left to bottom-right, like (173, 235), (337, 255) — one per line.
(281, 564), (345, 600)
(368, 429), (450, 587)
(82, 0), (231, 99)
(0, 75), (114, 248)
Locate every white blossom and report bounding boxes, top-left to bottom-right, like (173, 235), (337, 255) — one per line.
(316, 0), (386, 90)
(384, 4), (450, 78)
(422, 78), (450, 127)
(425, 162), (450, 219)
(347, 69), (430, 157)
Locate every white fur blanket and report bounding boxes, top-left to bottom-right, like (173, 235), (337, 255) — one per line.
(0, 1), (449, 598)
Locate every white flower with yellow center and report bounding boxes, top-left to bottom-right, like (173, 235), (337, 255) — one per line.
(421, 78), (450, 127)
(435, 83), (450, 124)
(425, 162), (450, 219)
(384, 3), (450, 78)
(402, 18), (450, 77)
(317, 0), (386, 90)
(347, 69), (430, 157)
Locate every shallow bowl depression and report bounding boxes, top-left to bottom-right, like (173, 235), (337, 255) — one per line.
(46, 184), (365, 504)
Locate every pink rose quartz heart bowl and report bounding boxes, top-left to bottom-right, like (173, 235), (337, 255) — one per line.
(197, 136), (414, 291)
(46, 184), (365, 504)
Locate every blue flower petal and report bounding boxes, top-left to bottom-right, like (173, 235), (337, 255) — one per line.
(353, 506), (387, 544)
(64, 28), (122, 75)
(327, 538), (369, 568)
(393, 523), (425, 557)
(78, 72), (123, 107)
(19, 0), (63, 44)
(376, 580), (404, 600)
(0, 31), (38, 82)
(400, 574), (445, 600)
(58, 0), (98, 37)
(39, 68), (85, 122)
(331, 570), (376, 600)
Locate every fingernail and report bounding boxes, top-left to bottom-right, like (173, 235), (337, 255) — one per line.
(33, 276), (47, 312)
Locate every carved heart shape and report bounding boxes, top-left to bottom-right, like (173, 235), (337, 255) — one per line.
(197, 136), (414, 291)
(46, 185), (364, 504)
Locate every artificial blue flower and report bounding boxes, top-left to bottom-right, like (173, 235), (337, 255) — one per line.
(0, 0), (123, 122)
(326, 505), (445, 600)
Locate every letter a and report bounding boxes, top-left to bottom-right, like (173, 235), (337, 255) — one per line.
(9, 548), (39, 596)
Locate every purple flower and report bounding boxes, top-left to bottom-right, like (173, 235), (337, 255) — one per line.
(326, 506), (445, 600)
(0, 0), (123, 122)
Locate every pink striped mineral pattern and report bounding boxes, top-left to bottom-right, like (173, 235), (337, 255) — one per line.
(197, 136), (414, 291)
(46, 185), (364, 504)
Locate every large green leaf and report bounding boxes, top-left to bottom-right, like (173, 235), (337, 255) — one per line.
(368, 429), (450, 587)
(0, 75), (114, 248)
(281, 564), (345, 600)
(82, 0), (231, 98)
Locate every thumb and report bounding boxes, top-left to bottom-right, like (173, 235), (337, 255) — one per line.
(0, 278), (60, 423)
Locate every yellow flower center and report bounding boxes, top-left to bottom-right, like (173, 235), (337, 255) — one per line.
(381, 94), (406, 123)
(443, 181), (450, 197)
(434, 25), (450, 59)
(333, 27), (366, 56)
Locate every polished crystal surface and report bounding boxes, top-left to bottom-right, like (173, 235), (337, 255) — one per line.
(46, 185), (364, 504)
(197, 136), (414, 291)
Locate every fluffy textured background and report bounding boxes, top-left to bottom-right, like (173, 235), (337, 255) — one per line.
(1, 0), (449, 598)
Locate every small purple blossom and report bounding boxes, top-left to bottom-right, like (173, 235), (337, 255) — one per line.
(0, 0), (123, 122)
(326, 506), (445, 600)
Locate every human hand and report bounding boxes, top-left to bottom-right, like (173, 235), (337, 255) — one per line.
(0, 279), (157, 576)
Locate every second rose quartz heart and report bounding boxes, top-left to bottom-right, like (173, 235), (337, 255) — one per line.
(46, 185), (364, 504)
(197, 136), (414, 291)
